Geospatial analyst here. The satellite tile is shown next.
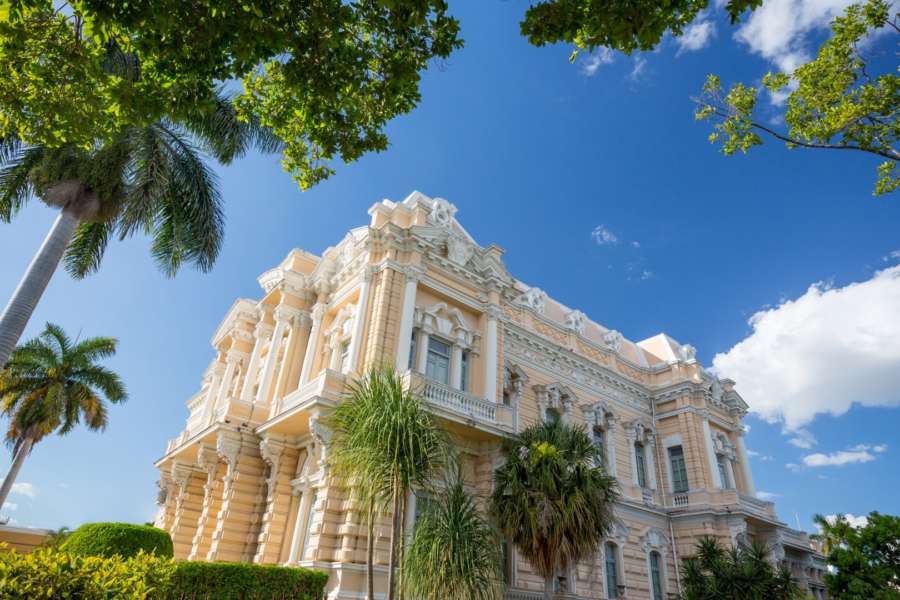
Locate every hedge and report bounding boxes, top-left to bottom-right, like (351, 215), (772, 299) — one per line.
(169, 561), (329, 599)
(0, 547), (329, 599)
(62, 522), (174, 559)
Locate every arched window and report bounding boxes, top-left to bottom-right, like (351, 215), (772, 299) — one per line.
(634, 441), (647, 488)
(605, 541), (619, 598)
(649, 551), (663, 600)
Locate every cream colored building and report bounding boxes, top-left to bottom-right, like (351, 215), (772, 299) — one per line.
(154, 192), (827, 599)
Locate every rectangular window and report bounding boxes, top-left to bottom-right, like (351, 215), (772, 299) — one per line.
(635, 442), (647, 488)
(605, 542), (619, 598)
(593, 427), (607, 468)
(668, 446), (689, 493)
(425, 337), (451, 385)
(408, 331), (417, 370)
(413, 491), (435, 532)
(650, 551), (663, 600)
(460, 350), (470, 391)
(717, 456), (730, 488)
(553, 568), (569, 593)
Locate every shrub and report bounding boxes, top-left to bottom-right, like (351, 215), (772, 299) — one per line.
(169, 561), (329, 599)
(0, 547), (174, 599)
(62, 522), (174, 559)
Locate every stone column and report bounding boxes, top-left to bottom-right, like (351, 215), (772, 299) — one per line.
(395, 266), (423, 373)
(606, 417), (618, 478)
(299, 303), (326, 386)
(212, 352), (242, 423)
(626, 426), (639, 486)
(254, 437), (297, 564)
(645, 432), (658, 490)
(200, 362), (226, 426)
(450, 344), (463, 389)
(188, 446), (222, 561)
(725, 457), (736, 489)
(328, 335), (343, 371)
(241, 320), (273, 402)
(168, 463), (204, 559)
(271, 311), (312, 415)
(255, 307), (294, 405)
(415, 330), (430, 374)
(702, 416), (723, 489)
(346, 269), (373, 374)
(735, 428), (756, 495)
(483, 305), (500, 403)
(287, 485), (314, 564)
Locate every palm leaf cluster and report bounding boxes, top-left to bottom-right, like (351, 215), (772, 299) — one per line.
(0, 323), (125, 452)
(682, 537), (801, 600)
(0, 93), (281, 278)
(402, 481), (503, 600)
(490, 420), (619, 592)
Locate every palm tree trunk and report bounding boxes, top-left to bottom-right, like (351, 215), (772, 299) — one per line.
(0, 208), (80, 367)
(366, 497), (375, 600)
(397, 491), (407, 600)
(387, 477), (401, 600)
(0, 436), (34, 510)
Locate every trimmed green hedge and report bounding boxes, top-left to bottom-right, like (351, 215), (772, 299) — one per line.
(62, 522), (174, 559)
(0, 548), (329, 599)
(170, 561), (329, 599)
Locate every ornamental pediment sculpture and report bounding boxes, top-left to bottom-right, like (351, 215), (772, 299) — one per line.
(428, 197), (456, 228)
(640, 527), (668, 552)
(679, 343), (697, 363)
(603, 330), (624, 353)
(515, 287), (547, 314)
(564, 309), (587, 335)
(534, 383), (576, 423)
(446, 234), (475, 266)
(414, 302), (481, 351)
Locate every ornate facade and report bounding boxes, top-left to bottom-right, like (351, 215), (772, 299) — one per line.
(154, 192), (827, 599)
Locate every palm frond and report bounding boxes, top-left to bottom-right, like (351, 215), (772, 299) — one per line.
(63, 220), (113, 278)
(0, 145), (42, 223)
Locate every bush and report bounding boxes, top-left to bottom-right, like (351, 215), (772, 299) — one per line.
(0, 547), (175, 599)
(62, 522), (174, 559)
(169, 561), (329, 599)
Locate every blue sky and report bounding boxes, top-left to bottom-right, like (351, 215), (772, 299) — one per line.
(1, 1), (898, 533)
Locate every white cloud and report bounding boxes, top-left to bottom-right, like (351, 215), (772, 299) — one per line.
(11, 482), (35, 498)
(882, 250), (900, 262)
(787, 428), (817, 449)
(640, 269), (654, 281)
(802, 444), (887, 467)
(628, 57), (647, 81)
(756, 491), (780, 501)
(581, 48), (615, 77)
(2, 502), (17, 511)
(591, 225), (619, 246)
(631, 241), (641, 248)
(712, 266), (900, 430)
(747, 449), (775, 461)
(734, 0), (856, 75)
(824, 513), (869, 528)
(677, 18), (717, 54)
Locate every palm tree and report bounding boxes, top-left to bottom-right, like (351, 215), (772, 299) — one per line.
(0, 323), (126, 508)
(403, 479), (503, 600)
(682, 537), (802, 600)
(490, 420), (619, 600)
(326, 365), (451, 600)
(0, 81), (279, 368)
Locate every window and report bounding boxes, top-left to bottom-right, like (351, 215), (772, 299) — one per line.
(593, 426), (607, 467)
(605, 542), (619, 598)
(301, 492), (318, 559)
(635, 442), (647, 488)
(459, 350), (470, 391)
(553, 568), (569, 593)
(717, 456), (730, 488)
(339, 341), (350, 373)
(668, 446), (688, 493)
(408, 330), (417, 370)
(545, 407), (561, 424)
(413, 491), (435, 532)
(649, 551), (663, 600)
(501, 538), (513, 585)
(425, 338), (451, 385)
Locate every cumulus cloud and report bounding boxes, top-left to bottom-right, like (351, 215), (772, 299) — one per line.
(677, 18), (717, 54)
(628, 57), (647, 81)
(802, 443), (887, 467)
(712, 266), (900, 430)
(787, 428), (817, 449)
(824, 513), (869, 528)
(756, 491), (779, 501)
(747, 449), (775, 461)
(883, 250), (900, 262)
(11, 482), (35, 498)
(591, 225), (619, 245)
(581, 48), (615, 76)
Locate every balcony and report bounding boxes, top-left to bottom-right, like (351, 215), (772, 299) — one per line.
(405, 371), (516, 433)
(664, 488), (777, 519)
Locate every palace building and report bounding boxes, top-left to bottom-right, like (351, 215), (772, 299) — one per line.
(153, 191), (827, 599)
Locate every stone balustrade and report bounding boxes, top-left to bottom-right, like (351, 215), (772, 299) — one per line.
(404, 371), (516, 432)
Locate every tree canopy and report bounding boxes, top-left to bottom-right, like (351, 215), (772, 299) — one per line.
(0, 0), (462, 188)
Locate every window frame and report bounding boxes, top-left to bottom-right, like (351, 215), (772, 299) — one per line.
(668, 445), (689, 493)
(649, 550), (664, 600)
(425, 336), (452, 385)
(634, 441), (647, 488)
(604, 541), (620, 598)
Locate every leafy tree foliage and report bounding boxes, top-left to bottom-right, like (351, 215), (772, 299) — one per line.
(814, 512), (900, 599)
(520, 0), (760, 56)
(0, 0), (462, 188)
(682, 537), (802, 600)
(490, 420), (619, 600)
(696, 0), (900, 195)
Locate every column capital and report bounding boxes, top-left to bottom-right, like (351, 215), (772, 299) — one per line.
(311, 303), (327, 323)
(484, 304), (503, 321)
(225, 349), (249, 365)
(404, 264), (425, 283)
(274, 304), (304, 325)
(254, 321), (275, 339)
(361, 266), (376, 283)
(232, 329), (254, 344)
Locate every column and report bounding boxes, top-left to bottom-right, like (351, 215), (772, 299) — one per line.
(211, 351), (241, 423)
(395, 266), (422, 373)
(702, 416), (723, 489)
(200, 362), (225, 426)
(483, 305), (500, 403)
(450, 344), (463, 389)
(626, 427), (639, 485)
(255, 307), (293, 405)
(606, 418), (618, 478)
(240, 320), (273, 402)
(328, 336), (342, 371)
(645, 433), (658, 490)
(271, 311), (311, 412)
(299, 303), (326, 386)
(415, 330), (430, 374)
(725, 457), (737, 489)
(287, 487), (312, 563)
(735, 428), (756, 495)
(345, 269), (372, 374)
